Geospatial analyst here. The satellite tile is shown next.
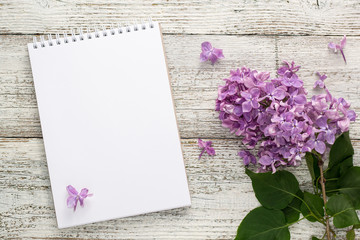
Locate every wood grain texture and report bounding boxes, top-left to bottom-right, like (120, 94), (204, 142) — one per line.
(0, 0), (360, 35)
(0, 35), (360, 139)
(1, 138), (360, 239)
(1, 0), (360, 239)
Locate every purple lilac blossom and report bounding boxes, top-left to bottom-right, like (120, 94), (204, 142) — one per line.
(200, 42), (224, 64)
(239, 150), (257, 166)
(277, 61), (300, 78)
(216, 61), (356, 173)
(328, 35), (347, 63)
(66, 185), (93, 211)
(314, 72), (327, 89)
(198, 139), (216, 160)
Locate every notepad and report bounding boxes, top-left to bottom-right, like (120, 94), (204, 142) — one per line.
(27, 21), (191, 228)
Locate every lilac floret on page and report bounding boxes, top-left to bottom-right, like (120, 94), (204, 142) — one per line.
(66, 185), (93, 211)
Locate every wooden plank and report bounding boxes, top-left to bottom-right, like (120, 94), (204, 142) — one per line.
(1, 35), (360, 139)
(1, 1), (360, 239)
(1, 138), (359, 239)
(0, 0), (360, 36)
(0, 34), (277, 138)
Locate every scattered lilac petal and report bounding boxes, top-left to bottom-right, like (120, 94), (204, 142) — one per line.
(198, 139), (216, 160)
(200, 42), (224, 64)
(67, 185), (78, 196)
(328, 35), (347, 63)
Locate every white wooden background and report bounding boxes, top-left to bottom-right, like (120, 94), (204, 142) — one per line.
(0, 0), (360, 239)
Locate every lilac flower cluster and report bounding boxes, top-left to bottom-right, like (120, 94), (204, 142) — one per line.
(216, 61), (356, 173)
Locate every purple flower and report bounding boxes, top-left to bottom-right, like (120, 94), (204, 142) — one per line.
(271, 112), (294, 124)
(200, 42), (224, 64)
(308, 133), (327, 154)
(256, 107), (269, 125)
(258, 153), (280, 173)
(328, 35), (347, 63)
(238, 150), (256, 166)
(315, 116), (336, 144)
(66, 185), (93, 211)
(282, 119), (306, 136)
(338, 97), (351, 109)
(277, 61), (300, 77)
(287, 89), (307, 105)
(281, 75), (303, 88)
(198, 139), (215, 160)
(314, 72), (327, 89)
(347, 110), (357, 121)
(228, 69), (243, 83)
(289, 146), (307, 163)
(311, 94), (329, 112)
(264, 83), (286, 101)
(258, 155), (272, 166)
(255, 71), (271, 82)
(241, 88), (260, 112)
(263, 124), (279, 137)
(215, 61), (356, 173)
(218, 83), (238, 101)
(337, 118), (350, 132)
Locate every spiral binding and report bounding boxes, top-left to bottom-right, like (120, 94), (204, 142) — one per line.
(32, 18), (155, 49)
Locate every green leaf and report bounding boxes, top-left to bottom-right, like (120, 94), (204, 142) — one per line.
(235, 207), (290, 240)
(339, 157), (354, 175)
(325, 132), (354, 197)
(300, 192), (324, 222)
(305, 152), (320, 186)
(324, 156), (353, 195)
(282, 190), (304, 224)
(329, 131), (354, 169)
(337, 167), (360, 209)
(311, 237), (320, 240)
(346, 229), (355, 240)
(245, 169), (300, 210)
(326, 194), (360, 228)
(325, 157), (353, 179)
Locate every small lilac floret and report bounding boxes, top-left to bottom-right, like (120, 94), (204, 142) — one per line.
(66, 185), (93, 211)
(314, 72), (327, 89)
(200, 42), (224, 64)
(198, 139), (216, 160)
(238, 150), (257, 166)
(328, 35), (347, 63)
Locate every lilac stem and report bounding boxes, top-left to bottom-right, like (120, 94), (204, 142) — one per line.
(318, 159), (331, 240)
(340, 49), (347, 64)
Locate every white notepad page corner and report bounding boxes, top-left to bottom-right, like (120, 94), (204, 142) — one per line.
(27, 22), (191, 228)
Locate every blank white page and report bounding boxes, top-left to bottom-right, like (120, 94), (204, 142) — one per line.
(27, 22), (191, 229)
